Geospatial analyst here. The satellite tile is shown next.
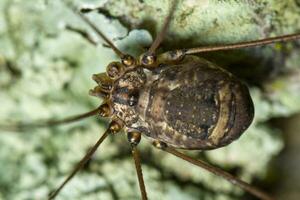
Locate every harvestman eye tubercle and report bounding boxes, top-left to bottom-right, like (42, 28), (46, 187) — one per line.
(1, 0), (300, 200)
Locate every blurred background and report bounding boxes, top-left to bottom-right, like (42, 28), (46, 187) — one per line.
(0, 0), (300, 200)
(271, 114), (300, 200)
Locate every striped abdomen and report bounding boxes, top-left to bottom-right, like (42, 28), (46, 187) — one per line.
(138, 59), (254, 150)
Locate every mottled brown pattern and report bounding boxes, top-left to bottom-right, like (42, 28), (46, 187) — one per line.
(165, 81), (219, 140)
(111, 69), (147, 125)
(103, 56), (254, 150)
(140, 57), (254, 149)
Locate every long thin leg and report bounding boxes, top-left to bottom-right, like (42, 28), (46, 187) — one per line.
(0, 107), (100, 132)
(128, 132), (148, 200)
(147, 0), (179, 55)
(131, 145), (147, 200)
(184, 33), (300, 54)
(153, 32), (300, 65)
(162, 33), (300, 59)
(65, 24), (97, 46)
(49, 120), (123, 199)
(62, 0), (125, 58)
(153, 141), (275, 200)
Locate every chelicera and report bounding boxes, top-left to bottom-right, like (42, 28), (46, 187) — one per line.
(2, 1), (300, 200)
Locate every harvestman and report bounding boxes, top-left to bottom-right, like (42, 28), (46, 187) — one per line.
(2, 1), (300, 200)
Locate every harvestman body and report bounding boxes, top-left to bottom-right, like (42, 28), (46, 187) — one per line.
(2, 1), (300, 200)
(106, 56), (254, 150)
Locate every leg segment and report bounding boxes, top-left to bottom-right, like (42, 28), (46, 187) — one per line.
(48, 121), (123, 199)
(146, 0), (179, 55)
(139, 0), (179, 68)
(65, 24), (97, 46)
(153, 141), (275, 200)
(139, 32), (300, 71)
(62, 0), (125, 58)
(128, 132), (148, 200)
(158, 33), (300, 60)
(0, 107), (101, 132)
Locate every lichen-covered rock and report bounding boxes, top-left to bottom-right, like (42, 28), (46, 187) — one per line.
(0, 0), (299, 200)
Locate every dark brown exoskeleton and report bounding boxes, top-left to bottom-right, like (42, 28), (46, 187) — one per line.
(2, 1), (300, 200)
(106, 55), (254, 150)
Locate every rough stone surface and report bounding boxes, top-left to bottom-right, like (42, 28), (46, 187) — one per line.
(0, 0), (299, 200)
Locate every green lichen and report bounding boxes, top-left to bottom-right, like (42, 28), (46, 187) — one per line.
(0, 0), (300, 200)
(103, 0), (300, 46)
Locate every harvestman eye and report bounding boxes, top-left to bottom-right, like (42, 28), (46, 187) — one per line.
(1, 0), (300, 200)
(107, 62), (125, 79)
